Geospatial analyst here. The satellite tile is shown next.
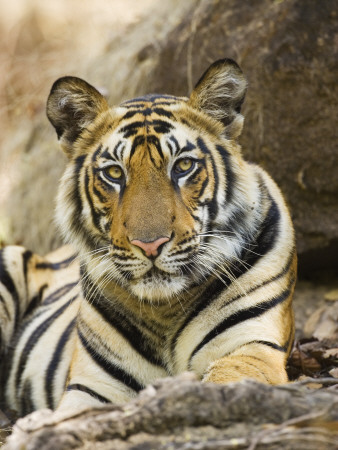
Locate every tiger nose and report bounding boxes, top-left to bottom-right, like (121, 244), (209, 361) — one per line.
(131, 237), (170, 257)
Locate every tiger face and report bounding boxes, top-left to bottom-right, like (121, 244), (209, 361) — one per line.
(47, 60), (253, 301)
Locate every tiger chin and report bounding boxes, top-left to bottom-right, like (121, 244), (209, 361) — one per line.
(0, 58), (296, 416)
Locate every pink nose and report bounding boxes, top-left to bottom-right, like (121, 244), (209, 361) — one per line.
(131, 237), (170, 257)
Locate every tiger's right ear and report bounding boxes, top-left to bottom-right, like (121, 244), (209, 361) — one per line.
(46, 76), (109, 155)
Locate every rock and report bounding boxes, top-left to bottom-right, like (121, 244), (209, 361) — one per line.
(3, 376), (338, 450)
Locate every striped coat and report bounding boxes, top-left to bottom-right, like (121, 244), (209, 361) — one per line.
(0, 59), (296, 415)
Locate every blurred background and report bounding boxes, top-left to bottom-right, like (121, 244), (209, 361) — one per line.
(0, 0), (337, 347)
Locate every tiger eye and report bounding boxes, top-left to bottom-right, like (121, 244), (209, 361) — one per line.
(105, 165), (123, 180)
(176, 158), (193, 172)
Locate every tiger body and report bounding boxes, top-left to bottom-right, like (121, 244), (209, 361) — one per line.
(0, 59), (296, 416)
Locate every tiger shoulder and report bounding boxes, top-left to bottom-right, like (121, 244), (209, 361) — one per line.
(0, 58), (296, 416)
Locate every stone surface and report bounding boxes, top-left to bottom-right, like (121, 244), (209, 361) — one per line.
(3, 376), (338, 450)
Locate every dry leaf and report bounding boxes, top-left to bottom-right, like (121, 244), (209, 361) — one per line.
(329, 367), (338, 378)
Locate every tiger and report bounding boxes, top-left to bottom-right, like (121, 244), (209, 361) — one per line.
(0, 58), (296, 417)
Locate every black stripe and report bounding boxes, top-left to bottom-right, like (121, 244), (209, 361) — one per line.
(78, 329), (143, 393)
(218, 196), (282, 279)
(169, 136), (180, 156)
(255, 196), (281, 256)
(92, 181), (108, 204)
(242, 196), (281, 269)
(0, 249), (20, 329)
(129, 135), (145, 161)
(175, 140), (196, 158)
(24, 284), (48, 318)
(121, 103), (149, 109)
(215, 144), (235, 203)
(167, 139), (174, 156)
(45, 319), (76, 409)
(35, 255), (76, 270)
(172, 208), (291, 359)
(15, 297), (75, 390)
(91, 144), (103, 163)
(84, 168), (101, 232)
(152, 108), (174, 118)
(187, 167), (208, 198)
(82, 276), (164, 367)
(244, 340), (287, 352)
(66, 383), (110, 404)
(151, 119), (174, 134)
(121, 110), (142, 120)
(20, 379), (35, 415)
(170, 278), (226, 355)
(113, 141), (125, 160)
(218, 247), (296, 310)
(22, 250), (33, 287)
(189, 287), (292, 364)
(43, 282), (78, 305)
(147, 135), (164, 161)
(101, 147), (115, 161)
(120, 121), (144, 138)
(122, 94), (178, 104)
(197, 137), (218, 220)
(67, 155), (104, 248)
(0, 293), (10, 319)
(68, 155), (88, 246)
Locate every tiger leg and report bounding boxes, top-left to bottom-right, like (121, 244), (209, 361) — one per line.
(202, 342), (289, 385)
(56, 338), (138, 411)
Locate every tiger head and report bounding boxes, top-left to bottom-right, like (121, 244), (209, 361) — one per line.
(47, 59), (258, 301)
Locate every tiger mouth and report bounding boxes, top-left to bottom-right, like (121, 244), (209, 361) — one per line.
(139, 266), (173, 281)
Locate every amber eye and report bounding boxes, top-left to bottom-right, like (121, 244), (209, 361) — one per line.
(174, 158), (194, 175)
(104, 165), (123, 181)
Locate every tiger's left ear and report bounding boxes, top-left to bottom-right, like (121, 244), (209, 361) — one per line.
(189, 59), (247, 139)
(46, 76), (109, 156)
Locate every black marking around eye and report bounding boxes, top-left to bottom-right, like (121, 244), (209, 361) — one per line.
(100, 147), (116, 161)
(176, 140), (196, 157)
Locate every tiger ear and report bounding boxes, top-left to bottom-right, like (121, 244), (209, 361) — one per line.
(46, 76), (109, 155)
(189, 59), (247, 139)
